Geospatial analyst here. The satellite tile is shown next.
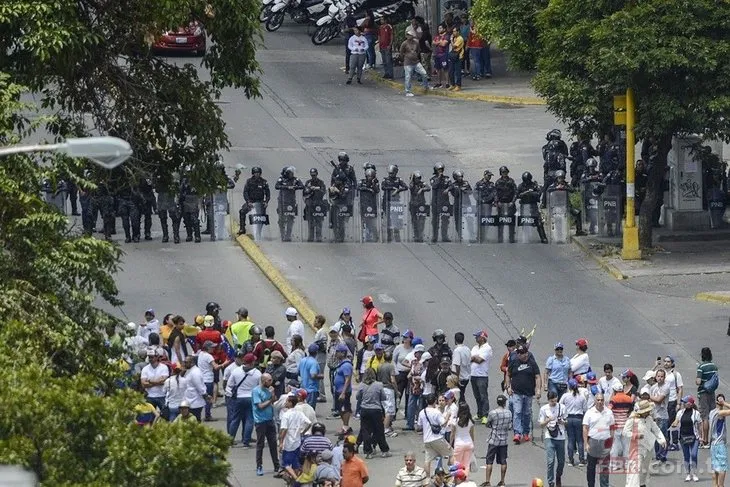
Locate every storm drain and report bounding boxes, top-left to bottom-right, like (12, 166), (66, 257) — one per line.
(301, 136), (327, 143)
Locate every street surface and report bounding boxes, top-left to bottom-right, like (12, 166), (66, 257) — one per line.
(104, 23), (730, 487)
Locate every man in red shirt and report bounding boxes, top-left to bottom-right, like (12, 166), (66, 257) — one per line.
(253, 325), (288, 370)
(196, 318), (230, 405)
(378, 16), (394, 79)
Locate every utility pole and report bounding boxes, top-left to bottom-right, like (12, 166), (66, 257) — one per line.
(615, 88), (641, 259)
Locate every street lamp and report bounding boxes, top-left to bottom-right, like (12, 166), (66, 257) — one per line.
(0, 136), (133, 169)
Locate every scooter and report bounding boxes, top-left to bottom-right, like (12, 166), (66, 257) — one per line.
(311, 0), (415, 45)
(260, 0), (276, 23)
(267, 0), (327, 31)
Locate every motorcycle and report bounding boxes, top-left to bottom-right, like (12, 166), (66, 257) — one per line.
(260, 0), (276, 22)
(311, 0), (415, 45)
(267, 0), (327, 31)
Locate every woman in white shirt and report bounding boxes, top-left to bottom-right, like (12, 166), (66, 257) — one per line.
(570, 338), (591, 379)
(163, 364), (189, 422)
(285, 335), (306, 381)
(450, 402), (475, 475)
(559, 378), (588, 466)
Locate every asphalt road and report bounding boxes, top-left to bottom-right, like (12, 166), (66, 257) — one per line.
(104, 22), (730, 487)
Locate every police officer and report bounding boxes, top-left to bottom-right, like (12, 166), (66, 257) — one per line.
(599, 141), (622, 177)
(569, 136), (597, 187)
(475, 170), (496, 243)
(635, 159), (649, 215)
(447, 170), (474, 242)
(275, 166), (304, 242)
(112, 168), (141, 243)
(494, 166), (517, 243)
(303, 168), (328, 242)
(430, 163), (451, 243)
(239, 167), (271, 235)
(202, 160), (236, 236)
(179, 172), (201, 243)
(542, 137), (568, 209)
(138, 177), (157, 241)
(408, 171), (431, 242)
(381, 164), (408, 242)
(331, 152), (357, 204)
(358, 168), (380, 242)
(426, 329), (453, 390)
(96, 177), (116, 242)
(156, 173), (182, 244)
(542, 129), (569, 158)
(205, 301), (223, 331)
(516, 171), (548, 244)
(329, 174), (351, 243)
(581, 158), (603, 234)
(548, 169), (586, 236)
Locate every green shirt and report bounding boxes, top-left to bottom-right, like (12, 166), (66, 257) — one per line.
(697, 361), (718, 394)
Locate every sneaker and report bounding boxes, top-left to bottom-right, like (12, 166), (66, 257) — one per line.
(513, 434), (521, 444)
(355, 413), (361, 419)
(669, 443), (680, 451)
(434, 83), (442, 88)
(401, 426), (415, 431)
(405, 92), (415, 97)
(317, 397), (327, 403)
(481, 417), (488, 425)
(692, 474), (699, 482)
(522, 434), (531, 442)
(453, 86), (462, 92)
(381, 451), (392, 458)
(685, 474), (692, 482)
(346, 79), (352, 85)
(447, 86), (455, 91)
(578, 461), (586, 467)
(256, 466), (264, 476)
(473, 415), (481, 422)
(365, 453), (374, 459)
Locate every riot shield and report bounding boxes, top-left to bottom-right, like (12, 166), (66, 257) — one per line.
(211, 191), (231, 241)
(547, 190), (569, 244)
(248, 201), (270, 242)
(496, 202), (516, 243)
(598, 184), (622, 237)
(708, 187), (726, 229)
(478, 204), (499, 243)
(276, 190), (303, 242)
(42, 180), (67, 214)
(358, 190), (380, 243)
(408, 199), (431, 243)
(330, 199), (356, 243)
(304, 198), (329, 242)
(518, 203), (542, 243)
(431, 193), (454, 243)
(458, 193), (478, 243)
(382, 190), (408, 243)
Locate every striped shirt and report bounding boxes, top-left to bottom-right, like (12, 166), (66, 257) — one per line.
(300, 434), (333, 455)
(486, 407), (513, 446)
(395, 465), (429, 487)
(608, 391), (634, 429)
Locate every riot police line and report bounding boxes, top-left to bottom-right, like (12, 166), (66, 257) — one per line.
(233, 152), (594, 244)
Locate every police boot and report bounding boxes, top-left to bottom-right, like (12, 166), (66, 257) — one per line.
(537, 222), (548, 244)
(194, 222), (201, 243)
(508, 226), (516, 244)
(186, 225), (193, 242)
(144, 217), (153, 241)
(161, 221), (169, 243)
(172, 221), (181, 244)
(574, 211), (587, 236)
(238, 213), (246, 235)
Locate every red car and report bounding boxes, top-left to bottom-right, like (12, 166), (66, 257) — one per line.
(153, 21), (206, 56)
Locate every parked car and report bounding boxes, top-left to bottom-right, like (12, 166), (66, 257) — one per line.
(152, 20), (206, 56)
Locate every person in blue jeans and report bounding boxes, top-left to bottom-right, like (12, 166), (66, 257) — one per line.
(506, 344), (542, 443)
(226, 353), (262, 446)
(544, 342), (571, 400)
(560, 378), (588, 466)
(405, 346), (426, 429)
(299, 343), (323, 408)
(539, 391), (566, 487)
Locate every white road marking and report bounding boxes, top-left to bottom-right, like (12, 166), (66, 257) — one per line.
(378, 293), (396, 304)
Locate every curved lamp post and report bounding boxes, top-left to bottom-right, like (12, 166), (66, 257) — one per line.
(0, 136), (132, 169)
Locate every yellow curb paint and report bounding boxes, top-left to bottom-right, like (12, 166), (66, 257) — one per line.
(571, 237), (628, 280)
(368, 72), (546, 106)
(234, 234), (319, 331)
(695, 292), (730, 305)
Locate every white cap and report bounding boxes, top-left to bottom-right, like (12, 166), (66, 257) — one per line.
(414, 344), (426, 353)
(127, 322), (137, 330)
(613, 382), (624, 392)
(330, 323), (341, 334)
(285, 307), (297, 317)
(642, 370), (656, 381)
(180, 400), (190, 408)
(419, 351), (432, 363)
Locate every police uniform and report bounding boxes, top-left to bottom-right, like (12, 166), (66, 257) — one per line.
(447, 177), (474, 242)
(408, 176), (431, 242)
(381, 175), (408, 242)
(179, 177), (201, 243)
(303, 175), (328, 242)
(274, 173), (304, 241)
(516, 180), (548, 243)
(239, 176), (271, 235)
(329, 179), (351, 243)
(358, 176), (380, 242)
(138, 178), (157, 241)
(494, 175), (517, 243)
(475, 175), (496, 243)
(430, 172), (451, 242)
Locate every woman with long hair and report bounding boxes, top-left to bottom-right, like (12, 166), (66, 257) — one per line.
(559, 378), (588, 466)
(356, 368), (390, 458)
(569, 338), (591, 379)
(160, 313), (174, 347)
(450, 402), (475, 474)
(285, 334), (305, 381)
(621, 369), (640, 401)
(163, 363), (188, 422)
(672, 395), (702, 481)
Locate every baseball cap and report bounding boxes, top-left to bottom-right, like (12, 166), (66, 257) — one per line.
(412, 337), (423, 346)
(473, 330), (488, 339)
(554, 342), (564, 350)
(444, 390), (455, 400)
(575, 338), (588, 348)
(336, 343), (349, 353)
(236, 307), (248, 316)
(420, 351), (432, 363)
(374, 343), (384, 351)
(515, 345), (528, 354)
(203, 315), (214, 327)
(586, 372), (598, 384)
(344, 434), (357, 445)
(145, 309), (155, 316)
(505, 339), (516, 347)
(361, 295), (373, 305)
(285, 307), (297, 317)
(330, 323), (341, 334)
(621, 368), (634, 379)
(297, 389), (308, 400)
(308, 343), (320, 354)
(414, 344), (426, 353)
(203, 340), (215, 350)
(320, 450), (333, 461)
(440, 356), (451, 365)
(613, 382), (624, 392)
(270, 350), (284, 360)
(243, 353), (257, 364)
(434, 467), (447, 476)
(402, 329), (414, 339)
(179, 400), (190, 408)
(448, 463), (465, 474)
(568, 378), (578, 389)
(342, 307), (351, 314)
(146, 348), (157, 357)
(642, 370), (656, 381)
(682, 395), (695, 405)
(452, 470), (467, 481)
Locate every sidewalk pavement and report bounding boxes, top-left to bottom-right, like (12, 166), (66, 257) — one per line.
(366, 65), (544, 105)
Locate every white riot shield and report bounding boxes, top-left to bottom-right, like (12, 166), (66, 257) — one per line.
(408, 199), (430, 243)
(276, 189), (303, 242)
(304, 197), (329, 242)
(598, 184), (623, 237)
(382, 190), (408, 243)
(330, 199), (356, 243)
(708, 187), (727, 229)
(358, 190), (380, 243)
(211, 191), (231, 241)
(478, 203), (499, 243)
(518, 202), (542, 243)
(431, 193), (454, 243)
(248, 201), (270, 242)
(496, 202), (516, 243)
(583, 180), (601, 235)
(547, 190), (569, 244)
(459, 193), (478, 243)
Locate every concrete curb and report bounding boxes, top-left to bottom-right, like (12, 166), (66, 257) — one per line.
(234, 234), (318, 331)
(695, 292), (730, 305)
(571, 237), (628, 280)
(367, 71), (546, 106)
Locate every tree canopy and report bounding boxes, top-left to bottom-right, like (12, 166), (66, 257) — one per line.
(471, 0), (730, 246)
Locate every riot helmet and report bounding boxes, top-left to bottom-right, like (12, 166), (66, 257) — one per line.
(365, 168), (376, 180)
(206, 302), (220, 315)
(522, 171), (533, 183)
(433, 162), (445, 174)
(284, 166), (295, 178)
(363, 162), (376, 171)
(337, 151), (349, 166)
(412, 170), (422, 181)
(387, 164), (399, 176)
(453, 170), (464, 181)
(309, 168), (318, 177)
(484, 169), (493, 178)
(250, 325), (263, 336)
(585, 158), (598, 170)
(546, 129), (562, 141)
(555, 169), (566, 181)
(251, 166), (262, 175)
(499, 165), (509, 175)
(432, 329), (446, 341)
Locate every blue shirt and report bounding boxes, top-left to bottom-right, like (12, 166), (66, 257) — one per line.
(333, 360), (353, 393)
(545, 355), (571, 384)
(252, 385), (274, 423)
(299, 356), (320, 393)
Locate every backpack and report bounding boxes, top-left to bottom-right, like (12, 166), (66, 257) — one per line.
(705, 371), (720, 393)
(260, 340), (278, 369)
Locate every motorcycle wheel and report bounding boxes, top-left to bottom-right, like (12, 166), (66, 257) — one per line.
(266, 11), (285, 31)
(259, 4), (273, 22)
(292, 10), (308, 23)
(311, 23), (336, 45)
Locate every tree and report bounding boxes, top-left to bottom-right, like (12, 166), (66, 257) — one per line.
(472, 0), (730, 247)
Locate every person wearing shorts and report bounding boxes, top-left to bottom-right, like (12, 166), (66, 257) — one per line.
(418, 394), (453, 477)
(333, 344), (354, 436)
(431, 24), (450, 88)
(485, 394), (512, 487)
(711, 394), (730, 487)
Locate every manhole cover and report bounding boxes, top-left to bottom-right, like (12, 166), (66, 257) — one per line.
(301, 136), (326, 143)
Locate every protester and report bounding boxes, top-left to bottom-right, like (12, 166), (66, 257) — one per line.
(252, 373), (279, 476)
(506, 344), (541, 443)
(544, 342), (570, 400)
(395, 451), (429, 487)
(539, 391), (566, 487)
(559, 378), (587, 466)
(378, 16), (394, 79)
(672, 395), (702, 482)
(698, 347), (718, 447)
(470, 330), (492, 423)
(419, 393), (453, 477)
(358, 368), (391, 458)
(623, 399), (665, 487)
(342, 442), (369, 487)
(400, 27), (429, 97)
(711, 394), (730, 487)
(582, 393), (614, 487)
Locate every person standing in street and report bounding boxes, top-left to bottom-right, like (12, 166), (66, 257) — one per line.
(559, 378), (587, 466)
(312, 315), (329, 403)
(607, 382), (634, 470)
(140, 349), (169, 411)
(466, 24), (486, 80)
(400, 27), (429, 97)
(506, 344), (541, 443)
(341, 442), (369, 487)
(284, 307), (304, 354)
(226, 353), (262, 446)
(418, 393), (453, 477)
(672, 395), (702, 482)
(582, 393), (614, 487)
(252, 373), (280, 476)
(656, 355), (683, 451)
(484, 394), (512, 487)
(623, 399), (665, 487)
(378, 16), (394, 79)
(395, 451), (429, 487)
(358, 368), (391, 458)
(346, 27), (368, 85)
(380, 311), (401, 355)
(539, 391), (566, 487)
(697, 347), (718, 447)
(451, 332), (471, 403)
(431, 23), (450, 88)
(544, 342), (571, 400)
(711, 394), (730, 487)
(333, 344), (354, 436)
(470, 330), (492, 423)
(447, 26), (464, 91)
(650, 368), (671, 462)
(361, 10), (377, 70)
(299, 343), (323, 408)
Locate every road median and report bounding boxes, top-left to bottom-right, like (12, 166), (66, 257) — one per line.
(571, 236), (628, 280)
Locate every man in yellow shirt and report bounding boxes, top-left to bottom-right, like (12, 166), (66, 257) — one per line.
(230, 307), (254, 348)
(367, 343), (386, 371)
(448, 26), (465, 91)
